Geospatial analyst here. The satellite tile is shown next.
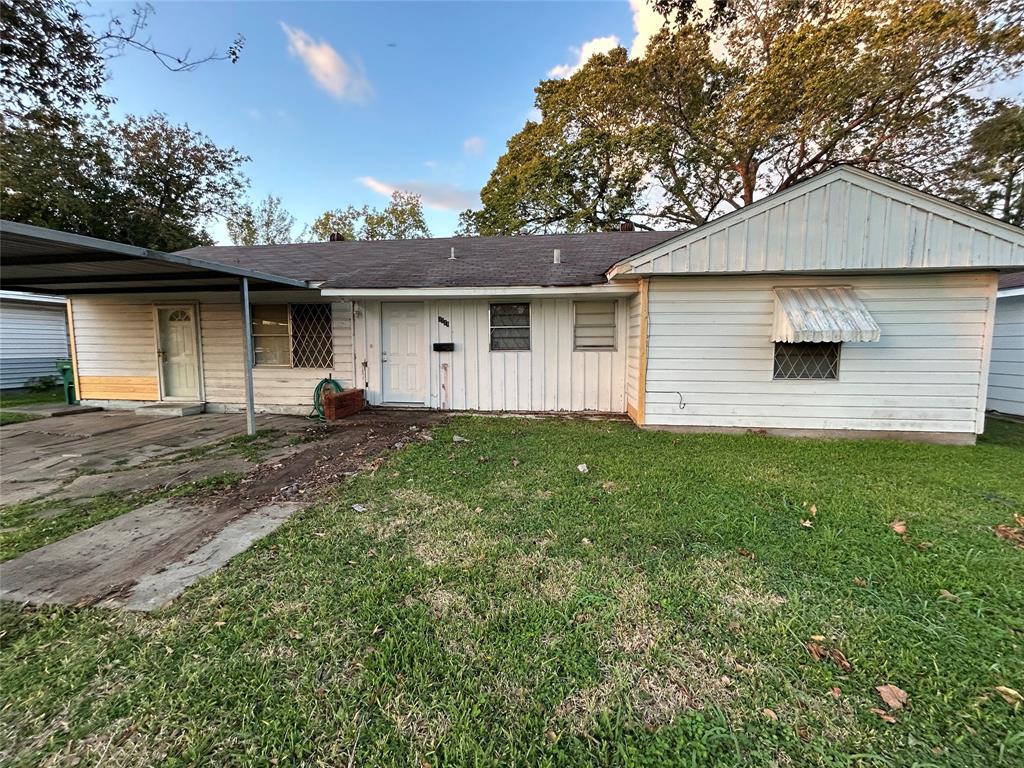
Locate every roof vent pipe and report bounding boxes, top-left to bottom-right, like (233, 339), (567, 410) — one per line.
(449, 247), (456, 260)
(553, 248), (561, 264)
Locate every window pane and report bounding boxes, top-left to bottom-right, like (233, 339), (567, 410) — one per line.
(252, 304), (288, 335)
(254, 335), (290, 366)
(490, 303), (530, 327)
(291, 304), (334, 368)
(574, 300), (616, 350)
(490, 327), (530, 351)
(773, 342), (840, 380)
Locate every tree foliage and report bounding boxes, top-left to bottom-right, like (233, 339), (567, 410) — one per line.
(944, 101), (1024, 225)
(0, 0), (242, 120)
(1, 112), (249, 250)
(469, 0), (1024, 234)
(226, 195), (297, 246)
(309, 191), (431, 241)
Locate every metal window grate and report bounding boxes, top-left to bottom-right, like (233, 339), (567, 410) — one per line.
(773, 342), (840, 380)
(290, 304), (333, 368)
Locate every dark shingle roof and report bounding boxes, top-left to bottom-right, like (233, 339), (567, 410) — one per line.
(177, 231), (680, 289)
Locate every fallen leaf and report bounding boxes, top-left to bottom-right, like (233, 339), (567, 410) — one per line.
(830, 686), (842, 700)
(995, 686), (1023, 707)
(452, 435), (469, 443)
(761, 707), (778, 721)
(938, 589), (960, 602)
(830, 648), (852, 672)
(994, 524), (1024, 548)
(876, 684), (909, 710)
(1015, 514), (1024, 527)
(801, 519), (813, 528)
(889, 520), (908, 535)
(473, 507), (483, 514)
(795, 724), (811, 741)
(809, 504), (818, 516)
(577, 463), (589, 473)
(511, 458), (520, 467)
(807, 642), (827, 662)
(581, 537), (593, 546)
(810, 634), (826, 642)
(915, 541), (934, 550)
(853, 577), (867, 587)
(870, 707), (897, 724)
(213, 621), (226, 627)
(737, 547), (756, 560)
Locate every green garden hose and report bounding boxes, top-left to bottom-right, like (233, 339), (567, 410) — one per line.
(308, 377), (343, 421)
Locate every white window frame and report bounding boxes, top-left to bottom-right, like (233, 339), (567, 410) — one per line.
(573, 299), (618, 352)
(489, 302), (531, 352)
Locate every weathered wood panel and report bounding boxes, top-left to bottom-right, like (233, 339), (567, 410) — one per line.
(78, 375), (158, 400)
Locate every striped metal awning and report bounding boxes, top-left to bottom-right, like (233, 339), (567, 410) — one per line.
(771, 286), (880, 343)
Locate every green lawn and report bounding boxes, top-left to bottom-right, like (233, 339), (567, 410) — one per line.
(0, 386), (65, 425)
(2, 417), (1022, 767)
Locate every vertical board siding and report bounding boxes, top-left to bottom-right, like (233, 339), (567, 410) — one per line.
(68, 294), (354, 407)
(643, 273), (997, 434)
(0, 301), (70, 388)
(623, 173), (1024, 275)
(987, 294), (1024, 416)
(355, 297), (629, 412)
(625, 294), (641, 412)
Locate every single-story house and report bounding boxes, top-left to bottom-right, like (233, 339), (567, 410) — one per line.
(987, 271), (1024, 417)
(0, 290), (70, 391)
(2, 166), (1022, 443)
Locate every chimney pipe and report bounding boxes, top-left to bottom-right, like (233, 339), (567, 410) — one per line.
(449, 246), (456, 260)
(553, 248), (561, 264)
(619, 221), (635, 232)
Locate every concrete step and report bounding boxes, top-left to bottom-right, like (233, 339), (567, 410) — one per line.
(134, 402), (206, 418)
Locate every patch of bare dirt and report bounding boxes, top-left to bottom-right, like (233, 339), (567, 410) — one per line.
(214, 410), (447, 512)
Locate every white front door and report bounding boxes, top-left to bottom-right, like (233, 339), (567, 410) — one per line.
(156, 305), (200, 400)
(381, 302), (425, 404)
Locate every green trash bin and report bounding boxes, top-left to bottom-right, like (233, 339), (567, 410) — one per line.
(55, 358), (77, 405)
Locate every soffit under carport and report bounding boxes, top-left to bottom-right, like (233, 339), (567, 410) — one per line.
(0, 220), (310, 295)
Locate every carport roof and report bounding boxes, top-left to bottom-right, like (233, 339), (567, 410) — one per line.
(0, 220), (310, 295)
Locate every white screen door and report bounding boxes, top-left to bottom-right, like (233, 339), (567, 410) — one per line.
(156, 306), (200, 400)
(381, 303), (425, 403)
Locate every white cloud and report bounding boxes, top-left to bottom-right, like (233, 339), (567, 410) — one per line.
(462, 136), (486, 155)
(280, 22), (371, 102)
(358, 176), (478, 212)
(548, 35), (620, 79)
(629, 0), (667, 58)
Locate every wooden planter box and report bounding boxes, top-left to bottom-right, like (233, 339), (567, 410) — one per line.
(323, 388), (365, 421)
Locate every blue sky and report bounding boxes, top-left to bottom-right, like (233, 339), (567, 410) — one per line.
(92, 1), (661, 242)
(92, 1), (1022, 243)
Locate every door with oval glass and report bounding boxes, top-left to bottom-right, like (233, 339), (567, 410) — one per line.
(156, 305), (200, 400)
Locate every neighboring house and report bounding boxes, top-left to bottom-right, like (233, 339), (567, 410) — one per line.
(1, 166), (1022, 443)
(0, 290), (69, 391)
(987, 272), (1024, 417)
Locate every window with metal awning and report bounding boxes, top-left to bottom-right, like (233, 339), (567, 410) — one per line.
(771, 286), (881, 344)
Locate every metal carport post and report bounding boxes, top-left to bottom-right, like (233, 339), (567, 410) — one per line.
(240, 277), (257, 436)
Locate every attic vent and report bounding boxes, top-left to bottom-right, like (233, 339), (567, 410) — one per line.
(328, 232), (346, 242)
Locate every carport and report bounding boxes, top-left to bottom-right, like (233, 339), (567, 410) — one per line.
(0, 220), (312, 434)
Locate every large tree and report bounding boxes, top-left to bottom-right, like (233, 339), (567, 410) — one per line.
(469, 0), (1024, 234)
(0, 0), (242, 119)
(308, 191), (431, 241)
(944, 101), (1024, 225)
(227, 195), (298, 246)
(1, 112), (249, 250)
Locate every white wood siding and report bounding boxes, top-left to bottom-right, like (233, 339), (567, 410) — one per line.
(987, 294), (1024, 416)
(643, 273), (998, 435)
(354, 298), (629, 412)
(625, 293), (641, 412)
(0, 301), (70, 388)
(68, 293), (354, 408)
(619, 168), (1024, 276)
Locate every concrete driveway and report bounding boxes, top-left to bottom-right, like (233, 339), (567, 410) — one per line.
(1, 409), (443, 610)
